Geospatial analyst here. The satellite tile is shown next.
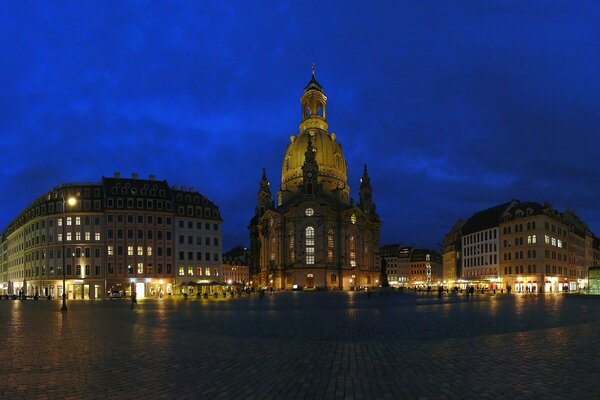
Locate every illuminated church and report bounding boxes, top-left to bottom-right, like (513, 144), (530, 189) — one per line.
(249, 69), (382, 290)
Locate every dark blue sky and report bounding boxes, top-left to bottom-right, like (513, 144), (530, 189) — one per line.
(2, 1), (600, 251)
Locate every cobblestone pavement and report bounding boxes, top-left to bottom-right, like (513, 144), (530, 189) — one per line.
(1, 292), (599, 399)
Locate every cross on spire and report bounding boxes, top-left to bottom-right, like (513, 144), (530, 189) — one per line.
(312, 63), (315, 78)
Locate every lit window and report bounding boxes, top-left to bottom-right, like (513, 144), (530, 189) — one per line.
(137, 263), (143, 274)
(137, 246), (143, 256)
(350, 236), (356, 267)
(205, 267), (211, 276)
(551, 237), (556, 247)
(147, 247), (152, 256)
(532, 235), (537, 244)
(57, 218), (62, 227)
(351, 214), (357, 224)
(58, 233), (63, 242)
(270, 236), (276, 261)
(178, 267), (184, 276)
(188, 266), (194, 276)
(108, 246), (114, 256)
(327, 229), (334, 263)
(66, 232), (72, 241)
(544, 235), (550, 244)
(527, 235), (532, 244)
(66, 217), (72, 226)
(75, 217), (81, 226)
(75, 232), (81, 241)
(85, 232), (91, 241)
(305, 208), (314, 216)
(289, 231), (295, 262)
(305, 226), (315, 264)
(557, 239), (562, 248)
(95, 233), (100, 241)
(128, 246), (134, 256)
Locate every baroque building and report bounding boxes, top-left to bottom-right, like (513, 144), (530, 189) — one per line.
(0, 173), (221, 299)
(249, 71), (382, 290)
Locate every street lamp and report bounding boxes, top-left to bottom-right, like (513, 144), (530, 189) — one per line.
(61, 194), (77, 311)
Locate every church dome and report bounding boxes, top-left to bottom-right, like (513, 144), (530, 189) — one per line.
(279, 68), (350, 201)
(281, 129), (348, 193)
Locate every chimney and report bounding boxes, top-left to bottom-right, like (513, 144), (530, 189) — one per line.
(181, 186), (186, 191)
(132, 173), (138, 179)
(189, 187), (195, 192)
(114, 172), (120, 179)
(149, 174), (156, 181)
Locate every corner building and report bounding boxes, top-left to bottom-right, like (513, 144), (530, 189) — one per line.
(249, 72), (382, 290)
(0, 173), (222, 299)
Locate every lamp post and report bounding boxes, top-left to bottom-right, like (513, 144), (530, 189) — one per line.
(61, 194), (77, 311)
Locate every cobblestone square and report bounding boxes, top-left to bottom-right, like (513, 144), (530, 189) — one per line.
(1, 292), (599, 399)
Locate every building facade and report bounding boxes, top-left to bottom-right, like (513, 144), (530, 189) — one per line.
(249, 71), (382, 291)
(500, 203), (591, 293)
(381, 245), (442, 286)
(443, 200), (597, 292)
(222, 246), (251, 286)
(0, 173), (221, 299)
(442, 219), (464, 283)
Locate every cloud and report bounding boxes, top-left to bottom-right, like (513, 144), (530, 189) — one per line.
(2, 1), (600, 249)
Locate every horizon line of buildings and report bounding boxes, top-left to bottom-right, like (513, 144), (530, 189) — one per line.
(2, 175), (599, 297)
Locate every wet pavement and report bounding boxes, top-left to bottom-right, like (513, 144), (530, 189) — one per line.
(0, 291), (599, 399)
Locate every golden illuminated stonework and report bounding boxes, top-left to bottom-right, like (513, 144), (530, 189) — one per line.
(249, 69), (382, 291)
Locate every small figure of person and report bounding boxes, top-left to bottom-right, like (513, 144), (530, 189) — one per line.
(259, 288), (265, 300)
(131, 291), (137, 309)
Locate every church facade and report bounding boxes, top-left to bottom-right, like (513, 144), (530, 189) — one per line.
(249, 71), (382, 290)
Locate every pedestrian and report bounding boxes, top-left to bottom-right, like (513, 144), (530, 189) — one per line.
(131, 291), (137, 309)
(259, 288), (265, 300)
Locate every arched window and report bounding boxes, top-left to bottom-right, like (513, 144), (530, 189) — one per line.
(327, 229), (334, 263)
(349, 236), (356, 267)
(305, 226), (315, 265)
(289, 230), (295, 263)
(270, 236), (276, 261)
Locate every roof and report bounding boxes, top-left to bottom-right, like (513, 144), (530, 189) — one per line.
(503, 201), (545, 217)
(304, 73), (324, 93)
(461, 200), (516, 235)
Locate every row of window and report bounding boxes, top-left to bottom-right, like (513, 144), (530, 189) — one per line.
(106, 197), (171, 211)
(26, 247), (102, 261)
(177, 266), (219, 276)
(108, 245), (172, 257)
(178, 236), (219, 246)
(504, 265), (535, 275)
(25, 264), (101, 278)
(107, 263), (172, 275)
(56, 232), (101, 242)
(108, 229), (171, 241)
(465, 254), (498, 268)
(464, 243), (498, 256)
(178, 251), (220, 262)
(464, 230), (497, 245)
(465, 268), (498, 277)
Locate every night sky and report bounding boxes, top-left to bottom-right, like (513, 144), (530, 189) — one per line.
(2, 1), (600, 251)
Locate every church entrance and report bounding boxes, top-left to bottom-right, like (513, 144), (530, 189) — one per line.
(306, 273), (314, 289)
